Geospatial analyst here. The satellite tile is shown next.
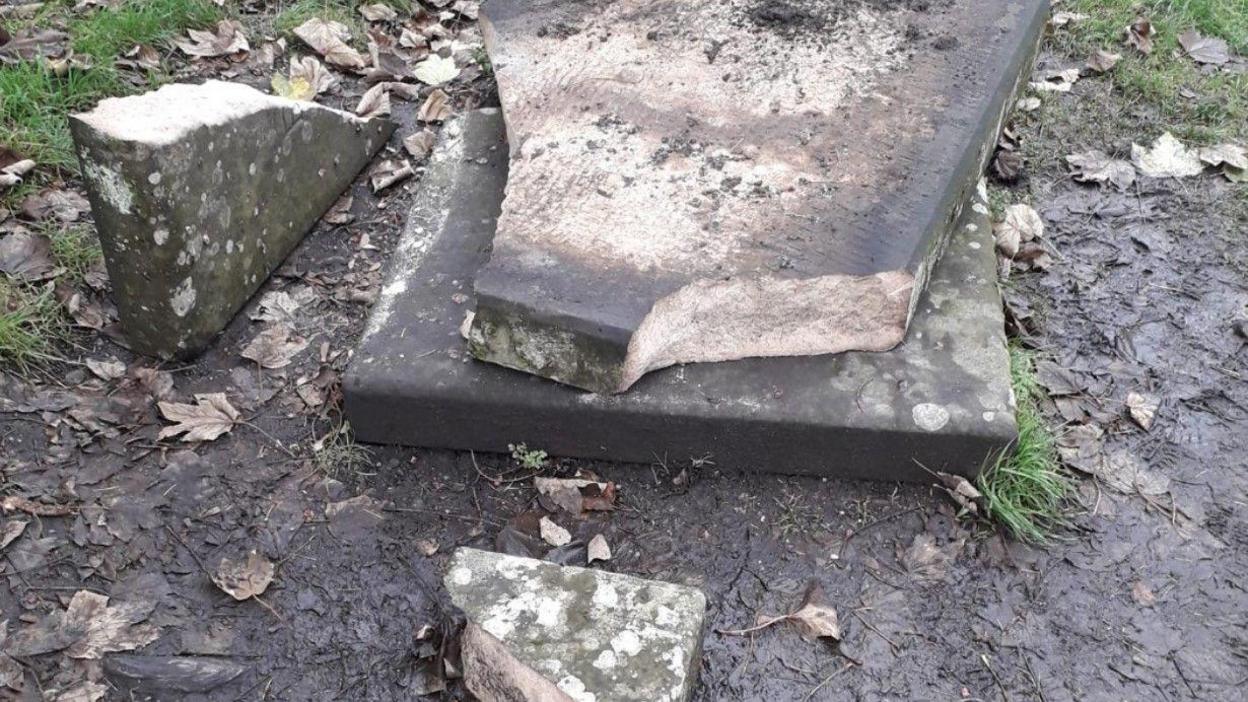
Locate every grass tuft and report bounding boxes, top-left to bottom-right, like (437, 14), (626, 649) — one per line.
(0, 280), (65, 371)
(977, 346), (1072, 543)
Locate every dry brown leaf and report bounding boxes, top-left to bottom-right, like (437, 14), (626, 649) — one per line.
(994, 204), (1043, 258)
(403, 129), (437, 160)
(176, 20), (249, 59)
(1, 519), (28, 550)
(1126, 392), (1159, 431)
(1131, 581), (1156, 607)
(1, 495), (75, 517)
(413, 54), (458, 85)
(20, 187), (90, 222)
(1197, 143), (1248, 170)
(1016, 96), (1041, 112)
(370, 159), (414, 191)
(116, 43), (160, 72)
(240, 324), (308, 369)
(0, 231), (55, 281)
(587, 534), (611, 563)
(1029, 67), (1080, 93)
(1125, 17), (1155, 55)
(417, 88), (453, 122)
(1086, 49), (1121, 73)
(538, 516), (571, 547)
(211, 550), (275, 600)
(359, 3), (398, 22)
(355, 82), (392, 119)
(1066, 150), (1136, 191)
(5, 586), (161, 660)
(294, 18), (366, 69)
(85, 357), (126, 381)
(787, 582), (841, 642)
(0, 28), (68, 63)
(1050, 12), (1088, 28)
(936, 472), (983, 516)
(1132, 132), (1203, 178)
(1178, 29), (1230, 66)
(157, 393), (240, 442)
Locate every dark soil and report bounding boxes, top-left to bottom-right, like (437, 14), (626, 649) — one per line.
(3, 11), (1248, 702)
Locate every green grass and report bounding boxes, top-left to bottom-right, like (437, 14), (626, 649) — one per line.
(313, 422), (374, 477)
(0, 279), (64, 370)
(0, 0), (225, 176)
(1049, 0), (1248, 144)
(976, 346), (1072, 543)
(46, 223), (103, 283)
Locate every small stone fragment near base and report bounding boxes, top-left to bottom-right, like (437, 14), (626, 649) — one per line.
(469, 0), (1048, 393)
(446, 548), (706, 702)
(70, 80), (394, 358)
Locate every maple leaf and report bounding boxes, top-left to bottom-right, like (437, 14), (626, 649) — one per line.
(157, 393), (240, 442)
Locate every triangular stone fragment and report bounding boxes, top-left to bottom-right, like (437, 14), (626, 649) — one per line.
(468, 0), (1041, 393)
(70, 80), (394, 358)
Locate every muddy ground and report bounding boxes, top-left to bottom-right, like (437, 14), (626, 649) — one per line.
(3, 7), (1248, 702)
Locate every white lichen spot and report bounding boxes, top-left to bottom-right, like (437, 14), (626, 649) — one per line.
(968, 241), (981, 250)
(965, 223), (978, 232)
(912, 403), (950, 432)
(557, 675), (595, 702)
(535, 596), (562, 627)
(983, 411), (996, 422)
(83, 162), (134, 214)
(448, 567), (473, 586)
(226, 240), (234, 255)
(593, 649), (617, 670)
(593, 582), (619, 608)
(972, 202), (990, 215)
(611, 630), (643, 657)
(153, 228), (169, 245)
(170, 277), (197, 318)
(248, 162), (257, 176)
(148, 172), (162, 185)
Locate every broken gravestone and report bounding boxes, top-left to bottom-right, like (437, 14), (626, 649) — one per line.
(445, 548), (706, 702)
(70, 80), (394, 358)
(466, 0), (1046, 393)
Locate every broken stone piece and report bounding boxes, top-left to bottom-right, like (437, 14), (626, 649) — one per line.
(70, 80), (394, 358)
(468, 0), (1046, 393)
(445, 548), (706, 702)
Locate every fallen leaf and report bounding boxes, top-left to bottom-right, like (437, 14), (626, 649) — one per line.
(1029, 67), (1080, 93)
(1197, 143), (1248, 171)
(289, 55), (337, 96)
(1, 158), (36, 190)
(157, 393), (240, 442)
(211, 550), (275, 600)
(1, 495), (75, 517)
(534, 476), (617, 514)
(49, 680), (109, 702)
(538, 516), (571, 547)
(992, 150), (1024, 183)
(271, 74), (314, 101)
(115, 43), (160, 71)
(413, 54), (458, 85)
(132, 367), (175, 401)
(1085, 450), (1169, 495)
(1131, 581), (1156, 607)
(901, 532), (965, 583)
(1051, 12), (1088, 27)
(417, 88), (453, 122)
(1, 520), (28, 550)
(176, 20), (249, 59)
(370, 159), (414, 191)
(1015, 96), (1041, 112)
(787, 582), (841, 641)
(403, 129), (437, 160)
(359, 3), (398, 22)
(1086, 49), (1121, 73)
(5, 585), (161, 659)
(294, 18), (366, 69)
(1125, 17), (1155, 55)
(994, 204), (1043, 258)
(936, 472), (983, 516)
(0, 29), (68, 63)
(365, 36), (413, 82)
(85, 357), (126, 381)
(1132, 132), (1204, 178)
(1035, 361), (1083, 397)
(0, 231), (55, 281)
(20, 188), (90, 222)
(416, 539), (439, 557)
(240, 324), (308, 369)
(587, 534), (611, 563)
(1178, 29), (1230, 66)
(355, 82), (393, 119)
(1126, 392), (1159, 430)
(1066, 150), (1136, 190)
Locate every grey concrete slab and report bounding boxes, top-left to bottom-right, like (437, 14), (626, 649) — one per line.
(446, 547), (706, 702)
(71, 81), (394, 358)
(468, 0), (1050, 392)
(343, 110), (1016, 482)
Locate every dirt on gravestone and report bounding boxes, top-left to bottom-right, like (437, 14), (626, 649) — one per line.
(2, 14), (1247, 702)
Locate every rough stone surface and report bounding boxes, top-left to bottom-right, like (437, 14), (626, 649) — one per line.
(343, 110), (1017, 482)
(446, 548), (707, 702)
(70, 80), (395, 358)
(468, 0), (1050, 392)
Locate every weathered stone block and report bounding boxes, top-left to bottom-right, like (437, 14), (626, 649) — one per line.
(446, 548), (707, 702)
(70, 80), (394, 358)
(468, 0), (1049, 393)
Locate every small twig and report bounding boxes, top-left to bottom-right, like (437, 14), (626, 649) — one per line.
(165, 525), (211, 576)
(981, 653), (1010, 702)
(251, 594), (285, 623)
(801, 662), (857, 702)
(471, 451), (540, 485)
(382, 506), (503, 528)
(851, 609), (899, 652)
(716, 614), (789, 637)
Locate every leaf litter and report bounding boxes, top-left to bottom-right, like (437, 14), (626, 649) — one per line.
(157, 393), (240, 442)
(211, 550), (276, 601)
(719, 581), (841, 643)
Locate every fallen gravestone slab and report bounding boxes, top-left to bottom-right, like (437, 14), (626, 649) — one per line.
(70, 80), (394, 358)
(445, 547), (707, 702)
(343, 110), (1016, 482)
(468, 0), (1049, 393)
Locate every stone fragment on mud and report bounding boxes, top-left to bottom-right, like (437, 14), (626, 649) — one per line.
(70, 80), (394, 358)
(445, 548), (706, 702)
(467, 0), (1048, 392)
